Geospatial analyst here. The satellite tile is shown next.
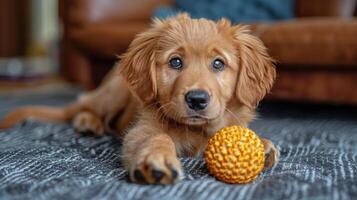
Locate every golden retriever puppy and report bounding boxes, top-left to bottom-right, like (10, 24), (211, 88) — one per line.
(0, 14), (278, 185)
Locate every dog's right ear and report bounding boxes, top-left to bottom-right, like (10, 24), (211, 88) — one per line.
(119, 19), (164, 104)
(232, 25), (276, 109)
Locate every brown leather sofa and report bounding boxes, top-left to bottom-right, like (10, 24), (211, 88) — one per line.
(60, 0), (357, 104)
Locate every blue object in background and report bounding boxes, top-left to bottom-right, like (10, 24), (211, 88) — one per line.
(154, 0), (295, 23)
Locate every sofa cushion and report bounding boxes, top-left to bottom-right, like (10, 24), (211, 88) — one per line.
(154, 0), (295, 23)
(253, 18), (357, 68)
(68, 22), (148, 58)
(63, 0), (172, 25)
(269, 69), (357, 103)
(295, 0), (356, 18)
(68, 18), (357, 69)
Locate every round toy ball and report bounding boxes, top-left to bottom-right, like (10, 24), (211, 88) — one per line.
(205, 125), (265, 184)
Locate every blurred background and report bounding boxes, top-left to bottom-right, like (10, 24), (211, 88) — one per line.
(0, 0), (357, 105)
(1, 2), (357, 198)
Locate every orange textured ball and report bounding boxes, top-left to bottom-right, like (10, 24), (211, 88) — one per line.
(205, 126), (265, 184)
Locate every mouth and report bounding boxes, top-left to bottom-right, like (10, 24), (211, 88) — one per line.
(189, 115), (206, 119)
(183, 117), (207, 125)
(181, 115), (216, 125)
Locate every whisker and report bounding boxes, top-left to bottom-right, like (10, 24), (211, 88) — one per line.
(225, 108), (240, 123)
(142, 102), (157, 110)
(156, 102), (174, 129)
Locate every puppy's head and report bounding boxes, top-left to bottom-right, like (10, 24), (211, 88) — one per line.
(120, 14), (275, 126)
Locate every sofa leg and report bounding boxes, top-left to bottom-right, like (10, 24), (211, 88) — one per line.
(60, 43), (95, 90)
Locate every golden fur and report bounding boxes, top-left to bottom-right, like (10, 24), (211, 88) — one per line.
(0, 14), (278, 184)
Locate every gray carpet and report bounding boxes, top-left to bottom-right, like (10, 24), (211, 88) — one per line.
(0, 89), (356, 200)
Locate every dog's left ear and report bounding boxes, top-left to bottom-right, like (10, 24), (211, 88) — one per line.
(233, 25), (276, 109)
(119, 19), (164, 104)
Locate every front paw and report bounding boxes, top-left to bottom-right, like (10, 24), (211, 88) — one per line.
(129, 153), (183, 185)
(261, 139), (280, 169)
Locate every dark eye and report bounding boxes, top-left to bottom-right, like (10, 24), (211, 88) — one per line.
(212, 58), (225, 71)
(169, 57), (183, 70)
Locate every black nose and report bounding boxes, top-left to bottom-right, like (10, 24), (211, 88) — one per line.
(185, 90), (210, 111)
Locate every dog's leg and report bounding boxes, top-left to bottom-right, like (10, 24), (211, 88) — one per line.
(261, 138), (280, 169)
(123, 128), (182, 184)
(73, 111), (104, 136)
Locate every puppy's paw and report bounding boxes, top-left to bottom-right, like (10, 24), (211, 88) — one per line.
(261, 138), (280, 169)
(73, 111), (104, 136)
(130, 153), (182, 185)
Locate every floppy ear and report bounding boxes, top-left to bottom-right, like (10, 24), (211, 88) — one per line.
(119, 19), (164, 104)
(233, 25), (276, 109)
